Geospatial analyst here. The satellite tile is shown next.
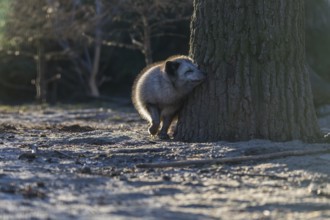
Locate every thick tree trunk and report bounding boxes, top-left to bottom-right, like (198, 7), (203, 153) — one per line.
(175, 0), (321, 142)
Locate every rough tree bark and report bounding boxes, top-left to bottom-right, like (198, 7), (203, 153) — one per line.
(175, 0), (321, 142)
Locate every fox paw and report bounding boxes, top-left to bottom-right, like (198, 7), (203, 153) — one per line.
(148, 124), (159, 135)
(158, 133), (170, 140)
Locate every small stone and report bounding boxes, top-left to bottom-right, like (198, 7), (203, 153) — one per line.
(18, 153), (37, 161)
(80, 165), (92, 174)
(162, 175), (171, 181)
(36, 182), (45, 188)
(119, 176), (128, 181)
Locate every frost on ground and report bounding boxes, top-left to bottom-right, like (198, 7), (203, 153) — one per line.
(0, 103), (329, 220)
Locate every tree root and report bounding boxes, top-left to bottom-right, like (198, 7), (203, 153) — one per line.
(136, 146), (330, 169)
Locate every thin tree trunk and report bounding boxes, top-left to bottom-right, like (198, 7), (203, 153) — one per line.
(36, 40), (47, 103)
(175, 0), (321, 142)
(89, 0), (102, 97)
(142, 16), (152, 65)
(89, 35), (101, 97)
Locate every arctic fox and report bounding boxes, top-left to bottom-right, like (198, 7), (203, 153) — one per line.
(132, 55), (206, 139)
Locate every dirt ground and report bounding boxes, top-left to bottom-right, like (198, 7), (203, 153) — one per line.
(0, 103), (329, 220)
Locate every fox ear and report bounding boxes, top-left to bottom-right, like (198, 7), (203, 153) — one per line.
(165, 61), (180, 76)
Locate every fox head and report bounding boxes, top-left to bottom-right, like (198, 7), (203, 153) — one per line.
(164, 56), (206, 91)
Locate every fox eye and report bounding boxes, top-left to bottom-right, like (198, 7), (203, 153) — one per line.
(186, 70), (193, 74)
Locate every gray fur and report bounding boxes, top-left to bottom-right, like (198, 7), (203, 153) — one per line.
(132, 55), (206, 139)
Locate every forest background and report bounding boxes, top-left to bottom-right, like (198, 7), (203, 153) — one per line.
(0, 0), (329, 105)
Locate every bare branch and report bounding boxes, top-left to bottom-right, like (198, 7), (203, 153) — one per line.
(102, 40), (140, 50)
(151, 33), (188, 39)
(1, 49), (35, 58)
(0, 79), (34, 91)
(149, 17), (191, 30)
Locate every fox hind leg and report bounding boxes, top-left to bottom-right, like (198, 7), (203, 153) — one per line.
(147, 104), (160, 136)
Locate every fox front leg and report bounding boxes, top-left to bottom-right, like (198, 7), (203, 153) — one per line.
(158, 113), (176, 140)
